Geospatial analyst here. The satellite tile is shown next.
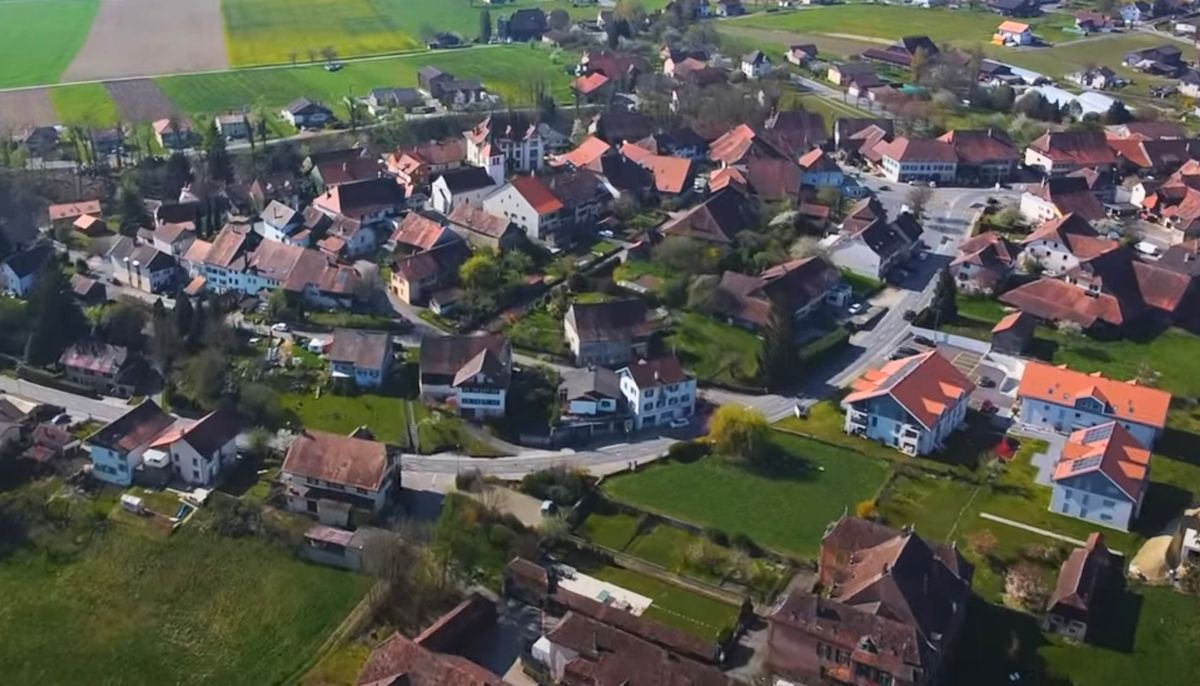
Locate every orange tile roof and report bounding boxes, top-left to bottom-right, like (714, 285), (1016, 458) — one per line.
(551, 135), (611, 169)
(1018, 361), (1171, 429)
(574, 72), (611, 95)
(510, 175), (564, 215)
(708, 166), (746, 192)
(708, 124), (757, 165)
(619, 140), (655, 163)
(998, 20), (1030, 32)
(991, 310), (1025, 334)
(1053, 421), (1150, 501)
(844, 351), (975, 430)
(639, 154), (693, 194)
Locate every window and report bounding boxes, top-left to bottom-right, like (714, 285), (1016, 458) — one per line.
(1103, 499), (1115, 508)
(1100, 513), (1113, 522)
(306, 500), (318, 513)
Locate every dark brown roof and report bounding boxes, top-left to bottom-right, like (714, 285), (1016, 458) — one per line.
(1047, 533), (1114, 616)
(547, 613), (731, 686)
(314, 177), (405, 220)
(88, 400), (175, 453)
(447, 204), (515, 240)
(660, 188), (757, 244)
(745, 158), (801, 201)
(552, 587), (721, 664)
(175, 408), (241, 457)
(713, 257), (839, 327)
(874, 136), (958, 163)
(329, 329), (392, 371)
(565, 299), (650, 343)
(420, 334), (510, 377)
(393, 240), (470, 283)
(356, 632), (506, 686)
(60, 340), (129, 375)
(621, 356), (689, 388)
(1029, 177), (1107, 221)
(1029, 130), (1116, 166)
(938, 129), (1017, 164)
(283, 430), (392, 491)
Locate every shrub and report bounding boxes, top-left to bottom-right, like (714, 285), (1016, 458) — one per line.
(1004, 562), (1049, 611)
(455, 469), (485, 493)
(520, 465), (588, 506)
(730, 532), (762, 557)
(854, 499), (877, 520)
(668, 440), (711, 464)
(703, 526), (729, 546)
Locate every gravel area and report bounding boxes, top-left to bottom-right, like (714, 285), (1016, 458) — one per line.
(0, 88), (57, 128)
(105, 79), (176, 122)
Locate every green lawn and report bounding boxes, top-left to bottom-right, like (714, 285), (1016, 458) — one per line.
(1047, 328), (1200, 399)
(578, 510), (641, 551)
(0, 0), (99, 88)
(717, 22), (884, 61)
(957, 587), (1200, 686)
(410, 402), (505, 456)
(0, 509), (368, 685)
(504, 306), (568, 357)
(982, 32), (1175, 84)
(584, 564), (740, 640)
(666, 312), (762, 388)
(603, 432), (889, 558)
(50, 83), (120, 126)
(728, 6), (1074, 48)
(154, 44), (572, 120)
(280, 391), (412, 447)
(219, 0), (635, 66)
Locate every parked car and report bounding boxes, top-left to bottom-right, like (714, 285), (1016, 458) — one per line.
(669, 417), (690, 428)
(913, 335), (935, 346)
(903, 309), (918, 322)
(848, 302), (866, 315)
(896, 346), (921, 357)
(978, 376), (997, 389)
(270, 322), (289, 332)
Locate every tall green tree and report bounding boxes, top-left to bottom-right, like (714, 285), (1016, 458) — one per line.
(164, 152), (192, 200)
(479, 9), (492, 42)
(206, 118), (235, 184)
(24, 261), (85, 366)
(99, 299), (149, 348)
(757, 300), (799, 391)
(932, 266), (958, 327)
(116, 172), (152, 236)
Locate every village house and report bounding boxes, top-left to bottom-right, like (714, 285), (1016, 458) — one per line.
(85, 400), (177, 487)
(215, 113), (250, 140)
(796, 148), (844, 189)
(353, 623), (507, 685)
(1124, 44), (1185, 76)
(311, 177), (405, 253)
(384, 139), (467, 191)
(281, 98), (333, 129)
(988, 0), (1040, 16)
(741, 50), (771, 79)
(69, 274), (106, 305)
(60, 340), (141, 397)
(1051, 422), (1151, 531)
(150, 222), (197, 257)
(1018, 214), (1113, 274)
(1016, 361), (1171, 448)
(327, 329), (393, 388)
(1121, 1), (1159, 26)
(559, 367), (626, 419)
(786, 43), (818, 66)
(364, 87), (424, 117)
(1, 243), (53, 297)
(659, 188), (758, 245)
(48, 199), (102, 230)
(1067, 66), (1125, 90)
(465, 114), (544, 177)
(1075, 10), (1115, 33)
(1044, 532), (1117, 642)
(430, 167), (497, 214)
(617, 356), (696, 430)
(861, 35), (939, 68)
(107, 238), (177, 294)
(827, 62), (879, 88)
(152, 119), (194, 150)
(15, 126), (59, 157)
(157, 408), (242, 487)
(939, 129), (1019, 183)
(564, 299), (656, 367)
(1025, 131), (1117, 176)
(390, 212), (458, 255)
(843, 350), (975, 456)
(281, 430), (400, 525)
(710, 256), (844, 330)
(821, 210), (923, 281)
(419, 335), (512, 418)
(951, 231), (1018, 294)
(446, 204), (523, 252)
(873, 137), (958, 184)
(991, 310), (1037, 355)
(417, 66), (485, 108)
(767, 516), (972, 686)
(994, 19), (1034, 45)
(256, 200), (312, 247)
(483, 171), (613, 245)
(1020, 177), (1108, 224)
(389, 241), (470, 305)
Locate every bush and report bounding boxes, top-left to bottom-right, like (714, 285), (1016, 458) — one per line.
(668, 439), (711, 464)
(703, 526), (729, 546)
(854, 499), (877, 519)
(455, 469), (485, 493)
(209, 497), (263, 538)
(730, 532), (762, 557)
(520, 465), (588, 506)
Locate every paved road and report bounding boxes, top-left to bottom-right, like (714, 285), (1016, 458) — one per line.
(0, 377), (130, 422)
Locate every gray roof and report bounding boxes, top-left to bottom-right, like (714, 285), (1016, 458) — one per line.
(329, 329), (392, 371)
(560, 367), (622, 402)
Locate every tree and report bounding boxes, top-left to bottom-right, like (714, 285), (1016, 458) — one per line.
(548, 8), (570, 31)
(932, 266), (957, 326)
(24, 261), (85, 366)
(758, 300), (799, 391)
(164, 152), (193, 200)
(460, 251), (504, 292)
(615, 0), (646, 25)
(910, 47), (931, 84)
(906, 184), (933, 220)
(479, 9), (492, 42)
(1005, 561), (1049, 611)
(1104, 100), (1134, 125)
(708, 405), (770, 463)
(149, 301), (181, 372)
(175, 348), (228, 409)
(99, 299), (149, 348)
(205, 118), (234, 184)
(116, 172), (152, 236)
(237, 383), (287, 428)
(174, 295), (194, 342)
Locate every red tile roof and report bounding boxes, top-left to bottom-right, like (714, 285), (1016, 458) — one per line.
(937, 129), (1017, 164)
(48, 200), (101, 222)
(551, 135), (611, 169)
(708, 124), (757, 165)
(1054, 421), (1150, 500)
(1018, 361), (1172, 428)
(873, 136), (957, 163)
(391, 212), (450, 250)
(621, 355), (689, 388)
(356, 632), (505, 686)
(283, 430), (392, 491)
(574, 71), (611, 95)
(510, 175), (564, 215)
(844, 350), (975, 430)
(1001, 277), (1127, 328)
(1029, 131), (1116, 166)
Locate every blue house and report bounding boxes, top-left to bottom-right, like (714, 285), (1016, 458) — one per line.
(1121, 1), (1154, 25)
(1050, 422), (1150, 532)
(86, 400), (176, 487)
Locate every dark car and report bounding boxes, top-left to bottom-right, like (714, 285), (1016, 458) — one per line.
(978, 376), (997, 389)
(903, 309), (918, 322)
(913, 335), (934, 346)
(895, 346), (921, 357)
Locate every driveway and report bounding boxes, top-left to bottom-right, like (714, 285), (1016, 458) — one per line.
(1010, 425), (1065, 485)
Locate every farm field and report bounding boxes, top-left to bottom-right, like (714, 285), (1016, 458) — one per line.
(156, 45), (573, 118)
(49, 82), (120, 126)
(981, 32), (1176, 84)
(219, 0), (669, 66)
(0, 0), (99, 88)
(0, 501), (368, 685)
(602, 432), (889, 557)
(728, 6), (1076, 48)
(717, 23), (884, 60)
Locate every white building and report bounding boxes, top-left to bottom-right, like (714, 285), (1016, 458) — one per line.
(419, 335), (512, 419)
(281, 430), (400, 525)
(430, 167), (498, 214)
(741, 50), (771, 79)
(161, 409), (242, 486)
(327, 329), (393, 388)
(1016, 361), (1171, 449)
(86, 402), (240, 488)
(873, 137), (958, 184)
(0, 244), (53, 297)
(617, 356), (696, 430)
(1018, 213), (1114, 276)
(842, 350), (975, 456)
(1049, 422), (1149, 531)
(464, 114), (544, 174)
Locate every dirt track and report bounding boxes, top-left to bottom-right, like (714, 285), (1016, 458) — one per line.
(62, 0), (228, 82)
(106, 79), (176, 122)
(0, 89), (56, 128)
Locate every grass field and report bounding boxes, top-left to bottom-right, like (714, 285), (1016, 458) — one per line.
(603, 432), (889, 558)
(49, 82), (120, 126)
(729, 6), (1075, 48)
(981, 32), (1174, 83)
(219, 0), (653, 66)
(666, 311), (762, 388)
(0, 510), (368, 685)
(156, 44), (572, 117)
(584, 563), (740, 639)
(0, 0), (99, 88)
(280, 391), (412, 447)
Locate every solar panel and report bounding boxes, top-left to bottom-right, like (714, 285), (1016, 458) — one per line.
(1081, 424), (1114, 443)
(1070, 456), (1104, 473)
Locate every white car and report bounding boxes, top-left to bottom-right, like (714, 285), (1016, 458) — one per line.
(669, 417), (690, 428)
(848, 302), (865, 315)
(270, 322), (290, 332)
